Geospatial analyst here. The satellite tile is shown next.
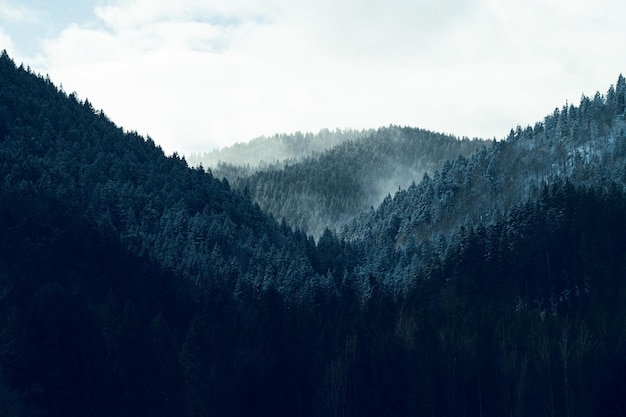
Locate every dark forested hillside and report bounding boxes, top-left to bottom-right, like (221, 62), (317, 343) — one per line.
(0, 182), (194, 416)
(1, 50), (626, 416)
(0, 51), (351, 416)
(223, 127), (486, 236)
(0, 50), (341, 302)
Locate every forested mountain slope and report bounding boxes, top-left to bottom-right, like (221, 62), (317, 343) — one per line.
(0, 50), (355, 416)
(0, 51), (349, 303)
(340, 76), (626, 290)
(0, 179), (194, 416)
(229, 128), (486, 236)
(2, 49), (626, 416)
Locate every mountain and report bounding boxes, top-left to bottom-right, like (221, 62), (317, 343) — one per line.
(1, 49), (626, 416)
(187, 128), (371, 173)
(345, 78), (626, 245)
(208, 127), (487, 237)
(0, 50), (352, 416)
(338, 77), (626, 291)
(0, 50), (345, 302)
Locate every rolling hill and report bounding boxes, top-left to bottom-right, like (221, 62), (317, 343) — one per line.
(202, 127), (487, 236)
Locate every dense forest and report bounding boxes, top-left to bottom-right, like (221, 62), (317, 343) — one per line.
(1, 50), (626, 416)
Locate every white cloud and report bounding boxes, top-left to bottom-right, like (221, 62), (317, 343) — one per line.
(17, 0), (626, 154)
(0, 26), (13, 52)
(0, 2), (41, 23)
(0, 2), (40, 60)
(96, 0), (274, 25)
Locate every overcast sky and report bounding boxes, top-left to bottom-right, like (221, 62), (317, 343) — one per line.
(1, 0), (626, 155)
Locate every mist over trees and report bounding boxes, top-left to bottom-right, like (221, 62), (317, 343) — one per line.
(196, 127), (486, 237)
(186, 128), (371, 173)
(1, 49), (626, 416)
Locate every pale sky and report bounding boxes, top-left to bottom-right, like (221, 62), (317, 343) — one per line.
(1, 0), (625, 155)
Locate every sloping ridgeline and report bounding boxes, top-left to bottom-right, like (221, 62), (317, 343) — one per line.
(0, 51), (341, 302)
(229, 127), (487, 237)
(1, 50), (626, 416)
(187, 128), (371, 175)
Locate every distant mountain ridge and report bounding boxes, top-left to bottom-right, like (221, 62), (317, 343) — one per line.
(195, 126), (487, 237)
(186, 128), (371, 172)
